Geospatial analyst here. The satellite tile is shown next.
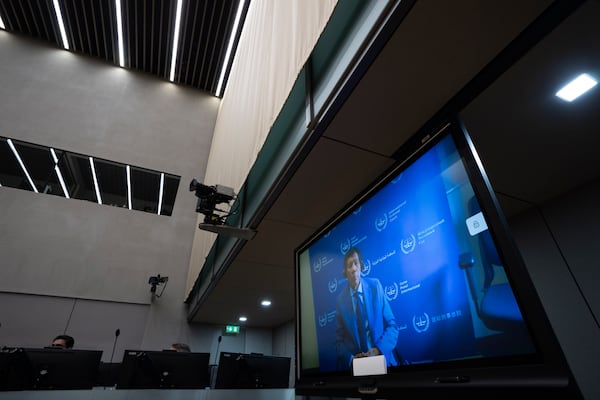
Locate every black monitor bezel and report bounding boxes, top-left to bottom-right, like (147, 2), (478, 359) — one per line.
(214, 351), (291, 389)
(294, 118), (575, 398)
(116, 349), (211, 389)
(20, 347), (102, 390)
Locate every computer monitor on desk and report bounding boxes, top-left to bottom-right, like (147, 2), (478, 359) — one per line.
(1, 347), (29, 390)
(116, 350), (210, 389)
(27, 348), (103, 390)
(0, 347), (102, 390)
(214, 352), (291, 389)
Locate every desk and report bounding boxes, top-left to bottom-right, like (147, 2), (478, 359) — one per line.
(0, 388), (296, 400)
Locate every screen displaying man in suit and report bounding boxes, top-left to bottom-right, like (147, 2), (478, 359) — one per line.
(335, 247), (399, 370)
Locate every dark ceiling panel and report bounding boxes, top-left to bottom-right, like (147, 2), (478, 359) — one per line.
(125, 0), (170, 79)
(0, 0), (250, 95)
(0, 0), (58, 42)
(178, 0), (235, 91)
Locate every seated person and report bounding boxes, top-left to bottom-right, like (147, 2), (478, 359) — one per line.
(51, 334), (75, 349)
(169, 343), (191, 352)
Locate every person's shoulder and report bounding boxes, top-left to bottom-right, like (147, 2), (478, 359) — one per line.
(336, 281), (350, 296)
(363, 277), (385, 293)
(362, 277), (382, 286)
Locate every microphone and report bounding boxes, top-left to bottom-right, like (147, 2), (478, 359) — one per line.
(110, 329), (120, 363)
(105, 329), (121, 389)
(214, 335), (222, 364)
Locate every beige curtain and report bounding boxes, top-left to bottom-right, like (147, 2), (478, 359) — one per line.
(186, 0), (338, 296)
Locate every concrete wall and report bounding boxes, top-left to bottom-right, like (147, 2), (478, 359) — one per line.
(0, 31), (225, 358)
(274, 321), (296, 388)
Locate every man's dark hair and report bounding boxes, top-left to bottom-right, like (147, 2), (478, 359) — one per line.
(53, 334), (75, 349)
(342, 246), (364, 277)
(171, 343), (191, 352)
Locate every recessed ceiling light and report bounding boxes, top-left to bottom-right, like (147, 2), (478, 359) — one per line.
(157, 172), (165, 215)
(115, 0), (125, 67)
(261, 300), (271, 307)
(89, 157), (102, 205)
(168, 0), (184, 82)
(7, 139), (38, 193)
(126, 165), (132, 210)
(239, 316), (247, 322)
(215, 0), (246, 97)
(50, 148), (70, 198)
(52, 0), (69, 50)
(555, 73), (598, 102)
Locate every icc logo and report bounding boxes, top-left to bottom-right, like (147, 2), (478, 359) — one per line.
(328, 278), (338, 293)
(313, 258), (322, 273)
(400, 234), (416, 254)
(374, 213), (388, 232)
(413, 313), (430, 333)
(340, 239), (351, 255)
(362, 259), (371, 276)
(318, 313), (328, 327)
(385, 282), (398, 302)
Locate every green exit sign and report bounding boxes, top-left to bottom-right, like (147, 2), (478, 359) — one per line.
(225, 325), (240, 334)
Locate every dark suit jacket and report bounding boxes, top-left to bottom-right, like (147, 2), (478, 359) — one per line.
(335, 277), (399, 369)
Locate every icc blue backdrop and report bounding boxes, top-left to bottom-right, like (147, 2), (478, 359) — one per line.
(307, 136), (479, 372)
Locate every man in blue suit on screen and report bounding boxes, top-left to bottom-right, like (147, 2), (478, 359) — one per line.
(335, 246), (400, 370)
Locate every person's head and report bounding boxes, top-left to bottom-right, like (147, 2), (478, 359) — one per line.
(52, 334), (74, 349)
(343, 247), (364, 290)
(170, 343), (191, 352)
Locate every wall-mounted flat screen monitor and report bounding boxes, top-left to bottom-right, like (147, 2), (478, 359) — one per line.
(214, 352), (291, 389)
(295, 120), (578, 399)
(116, 350), (210, 389)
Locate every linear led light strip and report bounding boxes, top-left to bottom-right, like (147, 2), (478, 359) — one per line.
(7, 139), (38, 193)
(89, 157), (102, 204)
(52, 0), (69, 50)
(157, 173), (165, 215)
(168, 0), (184, 82)
(115, 0), (125, 67)
(555, 73), (598, 102)
(50, 148), (70, 198)
(215, 0), (246, 97)
(126, 165), (132, 210)
(0, 14), (6, 30)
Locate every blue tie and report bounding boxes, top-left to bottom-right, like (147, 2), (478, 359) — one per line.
(354, 291), (368, 352)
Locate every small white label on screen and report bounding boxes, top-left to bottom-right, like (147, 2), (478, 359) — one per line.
(352, 355), (387, 377)
(466, 212), (488, 236)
